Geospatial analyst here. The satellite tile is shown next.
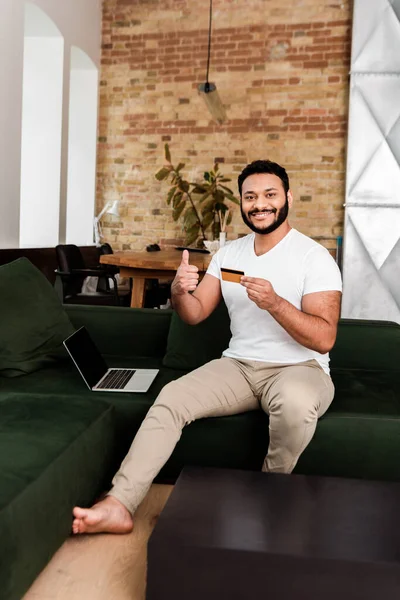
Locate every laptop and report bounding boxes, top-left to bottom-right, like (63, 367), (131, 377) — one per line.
(63, 326), (159, 393)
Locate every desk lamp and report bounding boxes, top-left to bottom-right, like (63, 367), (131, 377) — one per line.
(93, 200), (120, 246)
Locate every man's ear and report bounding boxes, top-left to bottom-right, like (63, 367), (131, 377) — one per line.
(287, 189), (294, 208)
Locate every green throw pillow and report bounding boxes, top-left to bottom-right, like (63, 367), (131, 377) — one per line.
(162, 300), (231, 370)
(0, 258), (75, 377)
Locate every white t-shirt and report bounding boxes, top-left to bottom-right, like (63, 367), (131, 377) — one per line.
(206, 229), (342, 374)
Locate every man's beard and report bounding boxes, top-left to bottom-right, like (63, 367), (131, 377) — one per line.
(240, 197), (289, 235)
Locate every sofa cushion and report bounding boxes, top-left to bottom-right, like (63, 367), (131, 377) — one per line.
(163, 301), (231, 370)
(0, 394), (115, 600)
(296, 367), (400, 481)
(65, 304), (172, 358)
(330, 319), (400, 372)
(163, 309), (400, 374)
(157, 409), (269, 483)
(297, 412), (400, 482)
(0, 258), (75, 377)
(0, 357), (186, 467)
(330, 368), (400, 415)
(158, 366), (400, 483)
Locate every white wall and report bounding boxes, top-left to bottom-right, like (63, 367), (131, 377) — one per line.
(66, 47), (99, 246)
(0, 0), (101, 248)
(20, 35), (64, 247)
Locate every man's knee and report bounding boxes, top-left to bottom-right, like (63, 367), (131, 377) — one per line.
(149, 379), (196, 428)
(265, 380), (321, 428)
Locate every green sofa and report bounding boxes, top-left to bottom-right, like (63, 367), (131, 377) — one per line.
(1, 259), (400, 600)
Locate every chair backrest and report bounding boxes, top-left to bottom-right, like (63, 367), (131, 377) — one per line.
(55, 244), (86, 298)
(97, 243), (119, 278)
(56, 244), (85, 273)
(98, 243), (114, 256)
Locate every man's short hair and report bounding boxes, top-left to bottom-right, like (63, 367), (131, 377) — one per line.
(238, 160), (290, 196)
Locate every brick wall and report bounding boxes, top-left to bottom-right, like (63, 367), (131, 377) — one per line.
(98, 0), (352, 251)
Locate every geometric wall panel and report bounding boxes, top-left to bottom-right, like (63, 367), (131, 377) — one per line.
(348, 207), (400, 270)
(342, 0), (400, 322)
(342, 216), (400, 322)
(381, 237), (400, 313)
(352, 0), (400, 73)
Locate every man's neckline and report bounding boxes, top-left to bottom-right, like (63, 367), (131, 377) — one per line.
(252, 227), (294, 257)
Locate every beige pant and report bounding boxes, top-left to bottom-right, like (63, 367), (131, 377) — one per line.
(109, 357), (334, 514)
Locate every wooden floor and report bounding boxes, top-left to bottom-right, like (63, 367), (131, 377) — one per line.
(23, 484), (173, 600)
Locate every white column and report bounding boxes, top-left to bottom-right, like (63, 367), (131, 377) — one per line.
(65, 47), (99, 245)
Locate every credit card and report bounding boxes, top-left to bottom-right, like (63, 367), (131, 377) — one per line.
(221, 267), (244, 283)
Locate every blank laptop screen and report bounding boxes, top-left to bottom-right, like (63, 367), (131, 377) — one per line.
(64, 327), (108, 389)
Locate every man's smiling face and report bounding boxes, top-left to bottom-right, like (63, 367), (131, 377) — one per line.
(240, 173), (292, 235)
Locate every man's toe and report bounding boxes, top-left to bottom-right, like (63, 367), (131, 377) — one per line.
(73, 506), (86, 519)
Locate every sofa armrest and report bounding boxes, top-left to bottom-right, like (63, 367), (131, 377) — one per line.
(64, 304), (172, 358)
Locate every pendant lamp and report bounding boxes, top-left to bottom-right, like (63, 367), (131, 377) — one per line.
(197, 0), (227, 124)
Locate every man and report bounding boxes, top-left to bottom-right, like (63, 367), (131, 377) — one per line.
(73, 159), (342, 534)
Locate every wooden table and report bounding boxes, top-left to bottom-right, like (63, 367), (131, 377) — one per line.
(100, 249), (211, 308)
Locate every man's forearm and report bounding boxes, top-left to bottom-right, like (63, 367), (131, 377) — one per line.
(269, 296), (336, 354)
(171, 291), (204, 324)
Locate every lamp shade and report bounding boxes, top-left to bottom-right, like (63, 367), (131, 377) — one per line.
(198, 82), (227, 124)
(106, 199), (120, 217)
(93, 200), (120, 246)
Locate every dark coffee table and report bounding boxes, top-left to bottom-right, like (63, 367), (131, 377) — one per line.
(147, 467), (400, 599)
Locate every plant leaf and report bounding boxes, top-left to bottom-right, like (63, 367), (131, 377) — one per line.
(219, 184), (234, 194)
(185, 224), (200, 246)
(166, 186), (177, 205)
(204, 171), (211, 182)
(220, 178), (232, 183)
(155, 167), (171, 181)
(173, 200), (186, 221)
(224, 193), (240, 205)
(214, 201), (226, 212)
(227, 211), (233, 225)
(184, 207), (199, 228)
(214, 163), (219, 172)
(165, 143), (171, 163)
(176, 162), (185, 172)
(191, 185), (207, 195)
(180, 180), (190, 193)
(172, 191), (183, 208)
(201, 212), (214, 230)
(214, 189), (225, 203)
(201, 198), (215, 214)
(198, 189), (212, 203)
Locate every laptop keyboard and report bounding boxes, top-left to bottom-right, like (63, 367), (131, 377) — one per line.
(97, 369), (136, 390)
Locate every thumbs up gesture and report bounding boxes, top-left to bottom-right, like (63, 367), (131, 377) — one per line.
(172, 250), (199, 296)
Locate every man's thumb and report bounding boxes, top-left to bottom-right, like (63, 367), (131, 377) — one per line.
(181, 249), (190, 265)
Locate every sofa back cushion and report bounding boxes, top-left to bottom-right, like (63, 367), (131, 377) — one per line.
(162, 301), (231, 370)
(330, 319), (400, 372)
(0, 258), (75, 377)
(66, 304), (172, 358)
(163, 302), (400, 373)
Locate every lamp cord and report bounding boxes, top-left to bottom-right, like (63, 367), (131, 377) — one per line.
(205, 0), (212, 92)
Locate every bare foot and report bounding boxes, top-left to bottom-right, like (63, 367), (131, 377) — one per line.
(72, 495), (133, 534)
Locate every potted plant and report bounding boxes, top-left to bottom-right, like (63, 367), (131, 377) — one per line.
(155, 144), (240, 246)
